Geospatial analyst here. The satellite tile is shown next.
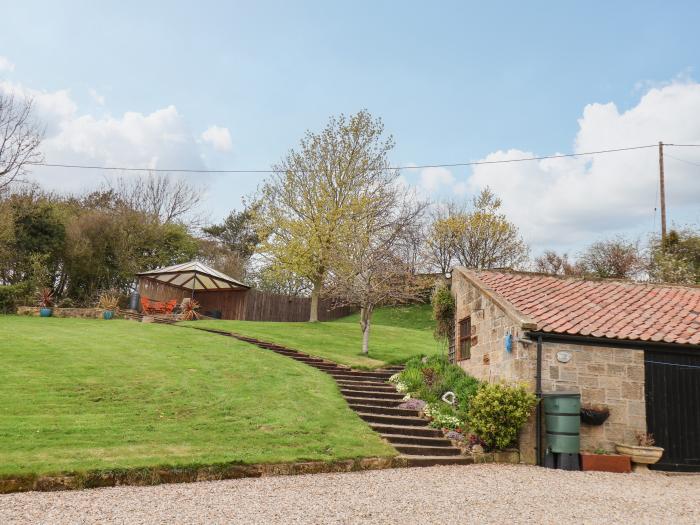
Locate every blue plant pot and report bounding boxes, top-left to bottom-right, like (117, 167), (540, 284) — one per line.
(39, 307), (53, 317)
(103, 310), (114, 320)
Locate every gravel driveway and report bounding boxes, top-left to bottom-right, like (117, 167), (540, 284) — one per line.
(2, 464), (699, 524)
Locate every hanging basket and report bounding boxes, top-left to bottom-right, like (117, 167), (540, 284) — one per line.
(580, 406), (610, 426)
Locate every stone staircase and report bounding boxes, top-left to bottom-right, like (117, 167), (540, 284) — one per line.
(204, 330), (471, 467)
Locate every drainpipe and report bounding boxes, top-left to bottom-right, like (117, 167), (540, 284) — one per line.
(535, 335), (543, 466)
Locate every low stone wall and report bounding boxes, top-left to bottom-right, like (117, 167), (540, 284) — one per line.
(0, 457), (402, 494)
(16, 307), (105, 319)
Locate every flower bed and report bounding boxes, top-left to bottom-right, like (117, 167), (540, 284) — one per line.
(391, 355), (537, 455)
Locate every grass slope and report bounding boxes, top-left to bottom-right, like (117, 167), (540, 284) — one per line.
(188, 304), (441, 369)
(0, 316), (394, 477)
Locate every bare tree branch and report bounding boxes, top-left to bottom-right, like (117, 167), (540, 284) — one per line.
(0, 93), (43, 193)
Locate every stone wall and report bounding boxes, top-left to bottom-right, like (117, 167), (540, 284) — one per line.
(16, 307), (105, 319)
(540, 341), (646, 453)
(451, 268), (647, 464)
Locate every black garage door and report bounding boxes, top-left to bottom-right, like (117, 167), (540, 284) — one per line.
(645, 349), (700, 471)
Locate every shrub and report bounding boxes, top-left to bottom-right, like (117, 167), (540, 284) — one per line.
(467, 383), (537, 450)
(431, 281), (455, 344)
(0, 283), (29, 314)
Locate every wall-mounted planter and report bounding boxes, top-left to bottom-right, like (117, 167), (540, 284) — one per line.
(581, 452), (631, 473)
(39, 307), (53, 317)
(580, 406), (610, 426)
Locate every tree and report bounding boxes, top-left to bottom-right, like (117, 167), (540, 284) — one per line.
(254, 110), (398, 321)
(648, 227), (700, 284)
(533, 250), (577, 276)
(326, 187), (426, 354)
(449, 188), (528, 270)
(201, 207), (260, 279)
(425, 203), (463, 275)
(0, 93), (43, 193)
(107, 173), (203, 224)
(577, 236), (644, 279)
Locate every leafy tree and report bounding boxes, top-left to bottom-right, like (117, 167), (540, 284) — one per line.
(577, 236), (644, 279)
(430, 188), (528, 270)
(648, 228), (700, 284)
(201, 207), (260, 279)
(254, 110), (397, 321)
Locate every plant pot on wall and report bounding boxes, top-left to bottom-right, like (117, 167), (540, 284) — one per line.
(39, 307), (53, 317)
(103, 310), (114, 320)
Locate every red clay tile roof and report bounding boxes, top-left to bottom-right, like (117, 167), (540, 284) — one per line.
(468, 270), (700, 346)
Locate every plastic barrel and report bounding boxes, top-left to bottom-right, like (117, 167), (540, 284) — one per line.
(543, 392), (581, 454)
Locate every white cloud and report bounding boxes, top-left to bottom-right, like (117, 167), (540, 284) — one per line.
(200, 125), (233, 152)
(419, 167), (454, 191)
(0, 56), (14, 72)
(0, 79), (210, 193)
(463, 80), (700, 250)
(88, 88), (105, 105)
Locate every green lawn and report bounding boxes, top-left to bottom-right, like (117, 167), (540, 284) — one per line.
(187, 304), (443, 369)
(0, 316), (394, 477)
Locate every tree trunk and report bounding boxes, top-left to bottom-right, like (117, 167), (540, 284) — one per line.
(360, 305), (373, 355)
(309, 278), (322, 322)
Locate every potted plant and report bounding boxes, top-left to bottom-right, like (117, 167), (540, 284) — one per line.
(98, 293), (120, 320)
(37, 288), (54, 317)
(581, 448), (631, 473)
(179, 298), (201, 321)
(615, 432), (664, 472)
(580, 404), (610, 426)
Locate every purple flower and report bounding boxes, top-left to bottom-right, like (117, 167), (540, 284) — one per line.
(398, 399), (427, 411)
(445, 430), (464, 441)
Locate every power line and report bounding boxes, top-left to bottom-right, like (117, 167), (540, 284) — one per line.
(666, 153), (700, 167)
(27, 143), (660, 175)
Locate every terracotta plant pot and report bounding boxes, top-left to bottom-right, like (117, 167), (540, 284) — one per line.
(614, 443), (664, 472)
(581, 452), (631, 473)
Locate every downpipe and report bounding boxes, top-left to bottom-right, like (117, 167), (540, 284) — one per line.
(535, 335), (543, 466)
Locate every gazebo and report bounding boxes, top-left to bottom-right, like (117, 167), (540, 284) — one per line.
(135, 261), (250, 319)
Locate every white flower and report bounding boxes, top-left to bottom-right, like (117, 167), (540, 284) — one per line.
(402, 393), (412, 401)
(388, 373), (400, 383)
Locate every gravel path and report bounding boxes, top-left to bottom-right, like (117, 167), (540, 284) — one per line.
(2, 464), (699, 524)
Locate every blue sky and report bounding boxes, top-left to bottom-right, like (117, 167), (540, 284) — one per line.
(2, 1), (700, 252)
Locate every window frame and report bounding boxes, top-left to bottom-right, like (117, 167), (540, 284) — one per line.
(458, 316), (472, 360)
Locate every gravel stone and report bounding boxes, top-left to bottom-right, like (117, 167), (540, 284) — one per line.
(1, 464), (699, 524)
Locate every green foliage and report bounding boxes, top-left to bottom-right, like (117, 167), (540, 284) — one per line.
(467, 383), (537, 450)
(424, 402), (463, 430)
(0, 282), (29, 313)
(649, 227), (700, 284)
(395, 354), (482, 425)
(431, 281), (455, 344)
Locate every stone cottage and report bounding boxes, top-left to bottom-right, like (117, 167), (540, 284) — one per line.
(450, 267), (700, 471)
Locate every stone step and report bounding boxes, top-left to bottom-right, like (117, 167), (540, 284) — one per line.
(340, 389), (404, 400)
(330, 374), (390, 383)
(343, 396), (402, 407)
(357, 412), (428, 427)
(369, 423), (444, 438)
(399, 455), (474, 467)
(331, 371), (393, 378)
(393, 444), (462, 456)
(348, 404), (418, 417)
(380, 434), (454, 447)
(336, 380), (395, 390)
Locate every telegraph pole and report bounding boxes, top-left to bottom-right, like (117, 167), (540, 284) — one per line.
(658, 141), (667, 244)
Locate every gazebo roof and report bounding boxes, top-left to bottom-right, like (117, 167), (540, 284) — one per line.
(136, 261), (250, 291)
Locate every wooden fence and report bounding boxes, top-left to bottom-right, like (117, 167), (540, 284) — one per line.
(242, 289), (355, 322)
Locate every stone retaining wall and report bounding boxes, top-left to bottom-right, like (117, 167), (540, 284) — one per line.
(17, 307), (105, 318)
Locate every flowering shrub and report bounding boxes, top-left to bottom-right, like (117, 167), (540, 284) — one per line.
(467, 383), (537, 450)
(468, 434), (488, 451)
(425, 402), (462, 430)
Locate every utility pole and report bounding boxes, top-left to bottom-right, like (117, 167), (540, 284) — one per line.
(658, 141), (667, 245)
